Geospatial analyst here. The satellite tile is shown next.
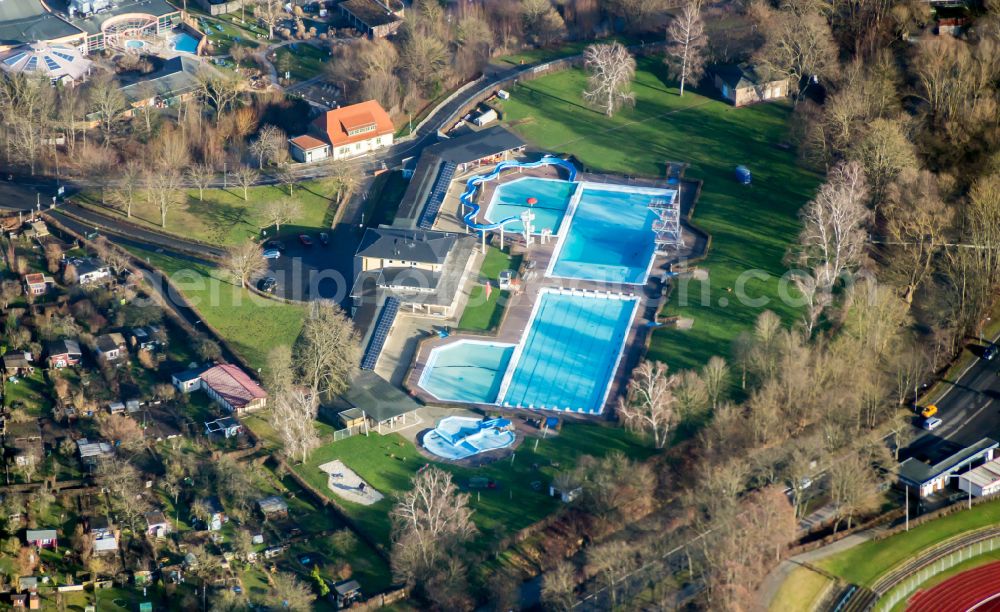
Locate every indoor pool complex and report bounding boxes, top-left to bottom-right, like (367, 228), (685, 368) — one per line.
(423, 416), (516, 460)
(418, 290), (638, 414)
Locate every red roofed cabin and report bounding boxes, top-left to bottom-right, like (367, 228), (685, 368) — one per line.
(289, 100), (394, 163)
(198, 364), (268, 415)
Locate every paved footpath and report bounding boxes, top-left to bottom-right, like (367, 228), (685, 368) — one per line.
(756, 531), (880, 610)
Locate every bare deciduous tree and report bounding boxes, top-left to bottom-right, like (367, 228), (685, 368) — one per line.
(390, 467), (475, 583)
(87, 71), (127, 143)
(263, 197), (302, 233)
(186, 163), (215, 202)
(267, 572), (315, 611)
(829, 451), (880, 533)
(294, 301), (360, 400)
(249, 124), (288, 169)
(108, 160), (143, 218)
(751, 2), (838, 99)
(882, 169), (952, 304)
(583, 42), (636, 117)
(233, 165), (259, 201)
(794, 161), (870, 294)
(541, 560), (577, 611)
(586, 540), (636, 608)
(665, 0), (707, 96)
(272, 388), (320, 463)
(144, 168), (185, 228)
(222, 240), (266, 288)
(618, 360), (677, 448)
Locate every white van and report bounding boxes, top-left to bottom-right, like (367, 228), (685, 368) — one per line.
(923, 417), (943, 431)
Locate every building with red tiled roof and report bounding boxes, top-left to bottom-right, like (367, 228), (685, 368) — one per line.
(289, 100), (394, 163)
(288, 134), (329, 163)
(199, 364), (267, 415)
(23, 273), (53, 296)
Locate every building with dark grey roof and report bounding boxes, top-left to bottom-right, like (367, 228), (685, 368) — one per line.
(395, 126), (525, 228)
(0, 0), (82, 50)
(355, 227), (459, 267)
(899, 437), (999, 498)
(120, 55), (212, 108)
(351, 226), (476, 319)
(337, 0), (403, 38)
(336, 370), (421, 434)
(712, 63), (788, 107)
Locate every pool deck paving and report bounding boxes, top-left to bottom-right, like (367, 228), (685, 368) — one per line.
(391, 157), (708, 419)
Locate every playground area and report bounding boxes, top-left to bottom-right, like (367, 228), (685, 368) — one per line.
(421, 416), (517, 461)
(318, 460), (384, 506)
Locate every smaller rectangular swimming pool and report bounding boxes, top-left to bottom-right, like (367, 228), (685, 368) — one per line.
(417, 341), (514, 404)
(485, 177), (575, 235)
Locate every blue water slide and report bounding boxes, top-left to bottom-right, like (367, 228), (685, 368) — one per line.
(461, 156), (578, 232)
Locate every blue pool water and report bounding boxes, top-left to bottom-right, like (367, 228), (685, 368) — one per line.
(418, 341), (514, 404)
(501, 291), (637, 413)
(124, 40), (147, 49)
(485, 177), (574, 235)
(417, 292), (637, 414)
(550, 185), (667, 284)
(173, 32), (199, 54)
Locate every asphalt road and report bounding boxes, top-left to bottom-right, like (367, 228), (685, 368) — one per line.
(902, 341), (1000, 464)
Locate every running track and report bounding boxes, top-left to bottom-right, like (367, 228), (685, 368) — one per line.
(908, 560), (1000, 612)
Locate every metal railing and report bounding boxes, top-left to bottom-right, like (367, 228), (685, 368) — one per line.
(877, 534), (1000, 611)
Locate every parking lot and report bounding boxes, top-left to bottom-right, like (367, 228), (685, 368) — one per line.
(253, 224), (360, 307)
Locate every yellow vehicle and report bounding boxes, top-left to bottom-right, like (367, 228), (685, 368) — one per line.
(921, 404), (938, 418)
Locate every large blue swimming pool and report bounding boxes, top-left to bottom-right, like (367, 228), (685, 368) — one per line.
(485, 177), (575, 235)
(550, 184), (671, 284)
(499, 291), (637, 413)
(418, 291), (638, 414)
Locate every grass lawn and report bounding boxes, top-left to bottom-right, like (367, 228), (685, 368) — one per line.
(458, 247), (523, 331)
(499, 57), (820, 370)
(294, 423), (653, 549)
(124, 245), (306, 370)
(274, 43), (329, 82)
(769, 565), (832, 612)
(2, 368), (52, 413)
(819, 500), (1000, 587)
(496, 35), (643, 66)
(77, 180), (338, 247)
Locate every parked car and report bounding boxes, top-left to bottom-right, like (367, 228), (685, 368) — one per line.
(920, 404), (938, 418)
(262, 249), (281, 260)
(984, 344), (998, 361)
(319, 232), (329, 246)
(298, 234), (314, 247)
(923, 416), (943, 431)
(258, 277), (277, 293)
(264, 239), (285, 251)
